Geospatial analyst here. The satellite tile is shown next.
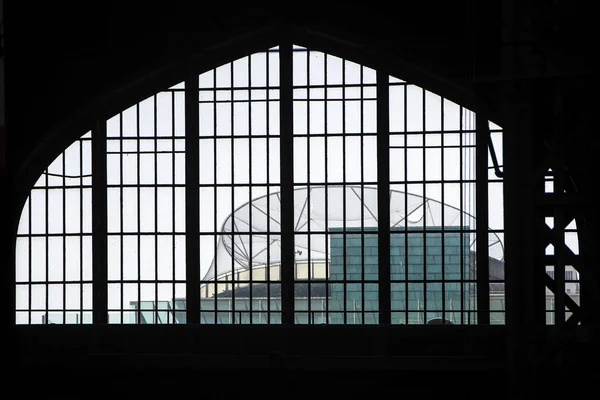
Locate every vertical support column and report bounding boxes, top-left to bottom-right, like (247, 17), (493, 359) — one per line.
(185, 73), (200, 324)
(533, 82), (554, 329)
(553, 203), (566, 330)
(504, 83), (544, 397)
(92, 118), (108, 324)
(376, 70), (391, 325)
(476, 111), (490, 324)
(0, 0), (4, 182)
(279, 41), (295, 324)
(503, 95), (527, 398)
(552, 87), (566, 329)
(0, 0), (10, 329)
(502, 0), (542, 396)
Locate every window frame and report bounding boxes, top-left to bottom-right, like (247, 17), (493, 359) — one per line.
(12, 38), (503, 327)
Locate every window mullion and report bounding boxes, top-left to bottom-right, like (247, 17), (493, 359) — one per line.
(376, 70), (391, 325)
(476, 111), (490, 324)
(92, 118), (108, 324)
(185, 73), (201, 324)
(279, 41), (295, 324)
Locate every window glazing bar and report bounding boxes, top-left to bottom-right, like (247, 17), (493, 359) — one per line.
(323, 54), (330, 323)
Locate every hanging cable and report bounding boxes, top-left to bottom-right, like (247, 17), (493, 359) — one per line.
(42, 171), (92, 179)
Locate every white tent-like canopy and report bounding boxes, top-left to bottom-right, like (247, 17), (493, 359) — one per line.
(202, 185), (504, 281)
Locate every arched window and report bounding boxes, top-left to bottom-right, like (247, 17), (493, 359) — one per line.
(15, 42), (535, 326)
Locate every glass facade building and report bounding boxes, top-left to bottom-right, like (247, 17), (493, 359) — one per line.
(329, 227), (472, 324)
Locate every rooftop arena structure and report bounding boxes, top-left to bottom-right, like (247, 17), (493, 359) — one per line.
(200, 185), (504, 300)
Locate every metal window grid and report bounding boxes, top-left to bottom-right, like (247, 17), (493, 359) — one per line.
(14, 43), (510, 326)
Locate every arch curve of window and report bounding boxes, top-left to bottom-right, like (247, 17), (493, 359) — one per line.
(13, 42), (535, 326)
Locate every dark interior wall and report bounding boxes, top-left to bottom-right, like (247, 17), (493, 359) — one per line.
(6, 3), (500, 191)
(6, 1), (595, 202)
(3, 1), (598, 396)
